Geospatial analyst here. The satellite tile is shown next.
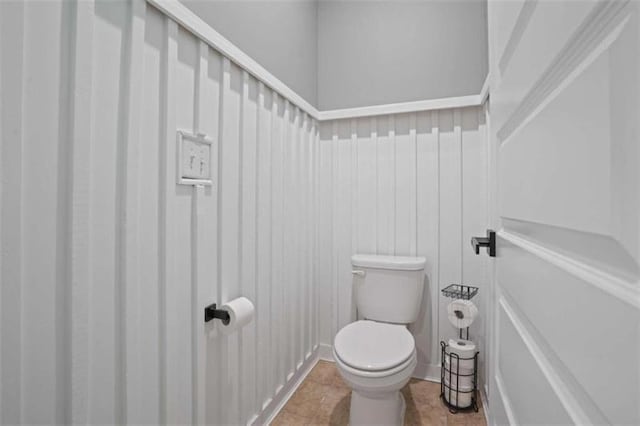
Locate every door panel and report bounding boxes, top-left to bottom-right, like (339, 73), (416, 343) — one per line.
(497, 300), (573, 426)
(488, 1), (640, 424)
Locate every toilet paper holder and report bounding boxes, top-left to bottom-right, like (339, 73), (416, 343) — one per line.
(204, 303), (230, 324)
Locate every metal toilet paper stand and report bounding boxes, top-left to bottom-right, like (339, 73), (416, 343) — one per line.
(440, 284), (480, 414)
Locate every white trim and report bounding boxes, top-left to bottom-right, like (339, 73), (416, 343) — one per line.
(479, 73), (490, 104)
(499, 296), (592, 426)
(480, 386), (492, 426)
(318, 343), (334, 361)
(412, 362), (441, 383)
(146, 0), (320, 119)
(494, 371), (518, 426)
(252, 348), (320, 426)
(318, 95), (483, 121)
(500, 230), (640, 310)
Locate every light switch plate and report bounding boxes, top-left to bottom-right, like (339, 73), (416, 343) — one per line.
(177, 130), (214, 186)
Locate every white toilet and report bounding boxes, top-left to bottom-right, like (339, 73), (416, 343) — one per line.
(333, 254), (426, 426)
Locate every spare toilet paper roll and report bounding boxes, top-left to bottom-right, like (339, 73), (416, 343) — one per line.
(447, 299), (478, 329)
(443, 377), (473, 408)
(444, 364), (474, 389)
(447, 338), (477, 370)
(220, 297), (255, 335)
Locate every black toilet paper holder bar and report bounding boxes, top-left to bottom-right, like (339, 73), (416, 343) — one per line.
(204, 303), (230, 324)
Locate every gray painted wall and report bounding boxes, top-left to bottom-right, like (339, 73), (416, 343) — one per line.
(180, 0), (488, 111)
(317, 0), (488, 110)
(180, 0), (318, 106)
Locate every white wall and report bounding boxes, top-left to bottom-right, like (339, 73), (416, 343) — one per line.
(317, 0), (488, 110)
(180, 0), (318, 107)
(0, 1), (318, 424)
(317, 107), (489, 381)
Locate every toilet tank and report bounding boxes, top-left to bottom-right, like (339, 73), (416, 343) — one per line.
(352, 254), (426, 324)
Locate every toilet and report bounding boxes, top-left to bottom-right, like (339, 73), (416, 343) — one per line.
(333, 254), (426, 425)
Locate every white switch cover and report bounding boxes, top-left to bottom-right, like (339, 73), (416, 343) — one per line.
(177, 130), (214, 186)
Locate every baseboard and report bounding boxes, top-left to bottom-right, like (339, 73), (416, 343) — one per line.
(318, 343), (334, 361)
(412, 362), (441, 383)
(251, 347), (320, 426)
(480, 385), (491, 426)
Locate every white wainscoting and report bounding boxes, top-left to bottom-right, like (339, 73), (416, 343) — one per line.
(0, 1), (318, 424)
(317, 107), (489, 382)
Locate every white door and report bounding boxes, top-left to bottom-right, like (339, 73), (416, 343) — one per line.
(486, 1), (640, 424)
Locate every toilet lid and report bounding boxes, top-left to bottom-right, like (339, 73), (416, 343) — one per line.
(334, 321), (415, 371)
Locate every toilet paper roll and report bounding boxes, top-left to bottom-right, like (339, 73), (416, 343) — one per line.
(446, 338), (477, 370)
(220, 297), (255, 335)
(447, 299), (478, 329)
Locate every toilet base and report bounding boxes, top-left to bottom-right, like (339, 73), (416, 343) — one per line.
(349, 389), (406, 426)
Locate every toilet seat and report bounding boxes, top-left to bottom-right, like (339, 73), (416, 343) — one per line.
(334, 347), (416, 379)
(334, 320), (415, 374)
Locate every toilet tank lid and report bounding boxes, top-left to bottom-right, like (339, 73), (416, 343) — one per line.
(351, 254), (426, 271)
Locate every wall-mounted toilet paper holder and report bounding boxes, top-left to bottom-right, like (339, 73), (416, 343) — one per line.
(204, 303), (230, 324)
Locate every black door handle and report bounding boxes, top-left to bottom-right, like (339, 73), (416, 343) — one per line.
(471, 230), (496, 257)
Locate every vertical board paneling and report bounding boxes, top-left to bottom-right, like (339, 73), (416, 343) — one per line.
(330, 121), (339, 337)
(318, 108), (487, 380)
(271, 93), (285, 391)
(256, 83), (273, 410)
(191, 39), (208, 426)
(461, 107), (488, 373)
(377, 117), (394, 255)
(282, 101), (293, 380)
(68, 2), (95, 423)
(336, 121), (353, 331)
(159, 16), (178, 425)
(356, 119), (376, 254)
(168, 25), (197, 425)
(394, 113), (416, 256)
(1, 1), (320, 424)
(413, 110), (441, 373)
(203, 45), (221, 426)
(240, 70), (258, 420)
(91, 1), (128, 422)
(0, 2), (24, 423)
(122, 2), (146, 422)
(318, 123), (334, 347)
(221, 58), (242, 425)
(140, 5), (163, 424)
(437, 109), (464, 361)
(21, 2), (64, 422)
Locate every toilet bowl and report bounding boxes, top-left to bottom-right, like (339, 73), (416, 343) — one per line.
(333, 320), (418, 425)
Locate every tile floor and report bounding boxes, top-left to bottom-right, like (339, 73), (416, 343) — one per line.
(272, 361), (486, 426)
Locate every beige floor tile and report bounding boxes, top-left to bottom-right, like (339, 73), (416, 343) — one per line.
(272, 410), (315, 426)
(307, 361), (347, 388)
(275, 362), (486, 426)
(284, 380), (326, 418)
(314, 384), (350, 423)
